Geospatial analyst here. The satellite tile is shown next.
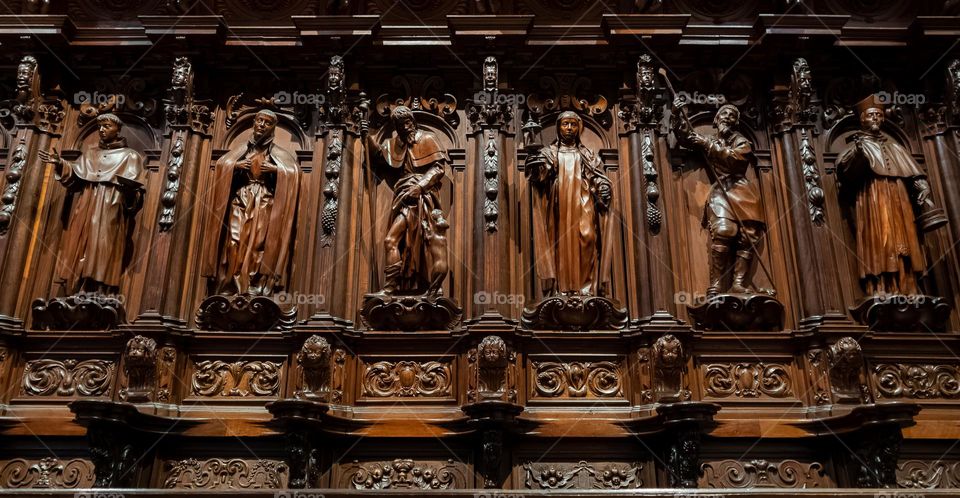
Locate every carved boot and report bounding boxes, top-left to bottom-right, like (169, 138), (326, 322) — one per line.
(707, 243), (730, 298)
(729, 251), (757, 295)
(378, 262), (401, 296)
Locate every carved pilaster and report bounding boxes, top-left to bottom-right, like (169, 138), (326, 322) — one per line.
(666, 425), (701, 488)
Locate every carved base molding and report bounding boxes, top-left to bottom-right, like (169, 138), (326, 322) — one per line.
(849, 295), (952, 332)
(521, 295), (628, 331)
(31, 295), (126, 331)
(195, 295), (297, 332)
(360, 294), (462, 331)
(687, 294), (784, 332)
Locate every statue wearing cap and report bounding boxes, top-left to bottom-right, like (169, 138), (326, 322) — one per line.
(673, 102), (768, 297)
(39, 113), (145, 295)
(525, 110), (614, 297)
(837, 95), (947, 296)
(201, 109), (301, 296)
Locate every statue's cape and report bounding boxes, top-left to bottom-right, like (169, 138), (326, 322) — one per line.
(200, 137), (300, 278)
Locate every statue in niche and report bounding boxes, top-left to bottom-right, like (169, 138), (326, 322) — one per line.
(669, 97), (783, 331)
(838, 95), (950, 331)
(32, 113), (145, 330)
(359, 105), (461, 331)
(520, 111), (626, 331)
(196, 109), (300, 331)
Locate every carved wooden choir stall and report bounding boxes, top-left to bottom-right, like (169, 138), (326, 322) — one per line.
(1, 0), (960, 494)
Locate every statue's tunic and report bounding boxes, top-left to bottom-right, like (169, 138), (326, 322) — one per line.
(375, 129), (448, 291)
(692, 130), (763, 228)
(530, 142), (613, 295)
(201, 136), (300, 295)
(838, 132), (926, 293)
(56, 138), (144, 290)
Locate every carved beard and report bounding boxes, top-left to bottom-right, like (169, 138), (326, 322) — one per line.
(400, 129), (416, 145)
(717, 122), (733, 139)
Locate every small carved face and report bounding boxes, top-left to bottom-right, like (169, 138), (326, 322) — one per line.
(860, 108), (884, 133)
(328, 66), (342, 90)
(478, 336), (506, 366)
(397, 117), (417, 139)
(98, 119), (120, 142)
(127, 342), (147, 360)
(253, 112), (277, 140)
(16, 61), (34, 89)
(430, 209), (449, 231)
(558, 117), (580, 144)
(301, 338), (331, 365)
(638, 66), (656, 90)
(484, 65), (497, 88)
(715, 106), (739, 132)
(172, 66), (189, 88)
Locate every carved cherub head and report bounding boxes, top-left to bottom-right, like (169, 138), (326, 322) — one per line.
(654, 334), (684, 369)
(124, 335), (157, 367)
(478, 335), (507, 367)
(828, 336), (863, 371)
(298, 335), (331, 368)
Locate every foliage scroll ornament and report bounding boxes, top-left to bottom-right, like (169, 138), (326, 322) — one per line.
(349, 458), (463, 489)
(191, 360), (282, 397)
(533, 361), (623, 398)
(703, 362), (793, 399)
(362, 360), (452, 398)
(22, 359), (114, 397)
(522, 460), (642, 489)
(163, 459), (288, 489)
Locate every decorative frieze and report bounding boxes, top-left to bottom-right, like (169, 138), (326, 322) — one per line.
(191, 360), (282, 398)
(701, 459), (826, 488)
(164, 458), (288, 489)
(22, 359), (114, 397)
(362, 360), (453, 398)
(346, 458), (466, 489)
(0, 458), (95, 488)
(522, 460), (642, 489)
(703, 362), (793, 399)
(874, 363), (960, 400)
(532, 360), (623, 399)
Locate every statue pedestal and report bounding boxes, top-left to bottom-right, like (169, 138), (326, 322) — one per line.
(195, 295), (297, 331)
(849, 294), (951, 332)
(360, 293), (462, 331)
(521, 295), (627, 331)
(687, 293), (784, 331)
(32, 294), (126, 330)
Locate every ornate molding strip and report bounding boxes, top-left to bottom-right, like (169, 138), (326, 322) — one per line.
(320, 130), (343, 246)
(522, 461), (642, 489)
(362, 360), (452, 398)
(532, 360), (623, 399)
(191, 360), (282, 397)
(898, 460), (960, 489)
(701, 459), (826, 488)
(164, 458), (288, 489)
(874, 363), (960, 400)
(348, 458), (465, 489)
(22, 359), (114, 397)
(703, 362), (793, 399)
(158, 135), (184, 231)
(799, 129), (825, 226)
(0, 458), (95, 488)
(0, 140), (28, 235)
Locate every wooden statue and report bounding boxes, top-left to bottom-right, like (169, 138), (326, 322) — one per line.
(33, 113), (145, 330)
(360, 105), (460, 331)
(839, 95), (950, 330)
(520, 111), (626, 331)
(196, 109), (300, 331)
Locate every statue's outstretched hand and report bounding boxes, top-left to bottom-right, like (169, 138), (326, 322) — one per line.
(38, 149), (61, 166)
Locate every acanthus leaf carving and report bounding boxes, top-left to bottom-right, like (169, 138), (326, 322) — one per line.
(0, 140), (29, 235)
(158, 135), (184, 231)
(349, 458), (463, 489)
(703, 362), (793, 399)
(898, 460), (960, 489)
(164, 458), (288, 489)
(22, 359), (114, 397)
(701, 459), (826, 488)
(874, 363), (960, 400)
(533, 360), (623, 398)
(362, 360), (452, 398)
(522, 461), (642, 489)
(191, 360), (282, 397)
(0, 458), (95, 489)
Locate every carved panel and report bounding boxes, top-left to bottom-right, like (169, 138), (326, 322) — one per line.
(191, 359), (282, 398)
(466, 335), (517, 403)
(700, 459), (827, 488)
(531, 359), (625, 399)
(0, 458), (95, 488)
(874, 363), (960, 400)
(702, 362), (793, 399)
(342, 458), (467, 489)
(163, 459), (288, 489)
(21, 359), (115, 397)
(521, 461), (642, 489)
(361, 359), (453, 399)
(898, 460), (960, 489)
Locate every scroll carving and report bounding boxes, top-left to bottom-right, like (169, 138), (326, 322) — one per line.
(0, 458), (95, 488)
(703, 362), (793, 399)
(191, 360), (282, 397)
(532, 360), (623, 398)
(22, 359), (114, 397)
(362, 360), (452, 398)
(522, 461), (642, 489)
(898, 460), (960, 489)
(348, 458), (464, 489)
(164, 459), (288, 489)
(874, 363), (960, 400)
(701, 459), (826, 488)
(0, 140), (28, 235)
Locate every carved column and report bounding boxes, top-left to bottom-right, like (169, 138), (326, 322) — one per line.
(464, 57), (515, 322)
(619, 55), (684, 331)
(0, 56), (65, 330)
(135, 56), (212, 330)
(770, 58), (858, 333)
